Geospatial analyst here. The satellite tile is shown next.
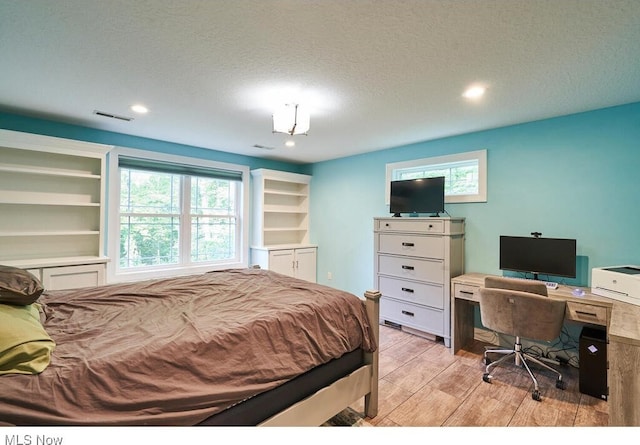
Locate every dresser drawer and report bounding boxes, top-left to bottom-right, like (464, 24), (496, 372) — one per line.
(380, 297), (444, 335)
(378, 233), (444, 258)
(565, 301), (608, 326)
(378, 254), (443, 284)
(377, 219), (444, 234)
(379, 276), (444, 309)
(453, 283), (479, 302)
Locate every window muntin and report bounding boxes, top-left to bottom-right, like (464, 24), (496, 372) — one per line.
(386, 149), (487, 204)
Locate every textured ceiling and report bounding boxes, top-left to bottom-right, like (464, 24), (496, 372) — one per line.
(1, 0), (639, 164)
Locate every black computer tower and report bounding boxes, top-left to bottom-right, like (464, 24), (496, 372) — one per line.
(579, 326), (608, 400)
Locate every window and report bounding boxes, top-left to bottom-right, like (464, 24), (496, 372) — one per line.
(108, 148), (249, 282)
(385, 149), (487, 204)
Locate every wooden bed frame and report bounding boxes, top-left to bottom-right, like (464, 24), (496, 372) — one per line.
(259, 289), (381, 426)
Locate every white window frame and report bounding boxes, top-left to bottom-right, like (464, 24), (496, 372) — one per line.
(107, 147), (250, 283)
(385, 149), (487, 205)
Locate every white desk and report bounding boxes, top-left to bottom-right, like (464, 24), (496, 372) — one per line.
(451, 273), (640, 426)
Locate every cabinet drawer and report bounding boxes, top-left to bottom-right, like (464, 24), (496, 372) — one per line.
(378, 233), (444, 258)
(378, 255), (443, 284)
(379, 276), (444, 309)
(377, 219), (444, 234)
(454, 283), (479, 302)
(380, 297), (444, 335)
(566, 301), (608, 326)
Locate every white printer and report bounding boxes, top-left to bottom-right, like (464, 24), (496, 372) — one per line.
(591, 265), (640, 306)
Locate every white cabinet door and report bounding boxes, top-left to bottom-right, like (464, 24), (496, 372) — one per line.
(42, 264), (105, 290)
(268, 249), (296, 277)
(267, 248), (316, 282)
(294, 247), (317, 283)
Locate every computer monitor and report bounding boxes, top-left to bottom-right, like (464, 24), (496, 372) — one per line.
(499, 235), (577, 279)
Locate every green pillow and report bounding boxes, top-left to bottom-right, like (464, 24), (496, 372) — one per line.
(0, 303), (56, 375)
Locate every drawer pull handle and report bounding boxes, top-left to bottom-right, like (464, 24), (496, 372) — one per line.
(401, 287), (414, 293)
(459, 290), (474, 295)
(401, 310), (415, 317)
(401, 265), (415, 270)
(401, 242), (415, 247)
(575, 310), (598, 318)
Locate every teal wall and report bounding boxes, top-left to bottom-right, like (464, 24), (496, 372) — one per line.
(3, 103), (640, 299)
(309, 102), (640, 296)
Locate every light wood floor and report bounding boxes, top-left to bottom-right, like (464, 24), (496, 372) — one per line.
(352, 325), (609, 427)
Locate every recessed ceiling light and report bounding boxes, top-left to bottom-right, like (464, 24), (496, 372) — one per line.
(285, 140), (295, 148)
(462, 86), (486, 100)
(130, 104), (149, 114)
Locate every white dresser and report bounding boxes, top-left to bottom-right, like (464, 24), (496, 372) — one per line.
(374, 217), (465, 347)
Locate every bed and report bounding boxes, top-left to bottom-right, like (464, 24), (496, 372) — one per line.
(0, 266), (380, 426)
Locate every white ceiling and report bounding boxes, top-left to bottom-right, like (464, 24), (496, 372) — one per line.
(1, 0), (639, 164)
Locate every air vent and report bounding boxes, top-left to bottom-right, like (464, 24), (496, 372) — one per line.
(93, 110), (134, 122)
(252, 144), (275, 150)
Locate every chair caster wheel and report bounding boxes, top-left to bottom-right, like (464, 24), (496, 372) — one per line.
(532, 390), (542, 401)
(556, 379), (566, 390)
(482, 373), (492, 383)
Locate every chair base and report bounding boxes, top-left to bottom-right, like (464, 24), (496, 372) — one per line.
(482, 338), (566, 401)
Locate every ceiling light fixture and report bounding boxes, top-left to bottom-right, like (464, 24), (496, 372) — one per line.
(131, 104), (149, 114)
(272, 104), (309, 136)
(462, 86), (486, 100)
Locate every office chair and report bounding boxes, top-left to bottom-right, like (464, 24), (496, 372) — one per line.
(479, 276), (567, 401)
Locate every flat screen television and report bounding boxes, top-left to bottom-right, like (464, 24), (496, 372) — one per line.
(499, 235), (577, 279)
(389, 177), (445, 216)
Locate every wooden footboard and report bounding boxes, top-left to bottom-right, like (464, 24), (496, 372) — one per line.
(259, 289), (381, 426)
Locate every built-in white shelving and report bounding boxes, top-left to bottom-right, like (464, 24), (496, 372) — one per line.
(0, 129), (112, 289)
(250, 168), (317, 282)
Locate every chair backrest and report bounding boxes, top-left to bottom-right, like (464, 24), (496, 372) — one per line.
(479, 277), (565, 341)
(483, 276), (548, 297)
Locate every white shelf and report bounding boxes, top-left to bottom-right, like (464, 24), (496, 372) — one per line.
(251, 243), (317, 250)
(0, 162), (101, 179)
(251, 169), (311, 248)
(0, 198), (101, 206)
(0, 129), (111, 280)
(264, 206), (307, 213)
(0, 230), (100, 237)
(250, 169), (315, 282)
(264, 190), (307, 197)
(3, 256), (109, 269)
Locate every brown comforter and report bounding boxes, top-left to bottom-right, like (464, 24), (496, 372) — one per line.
(0, 268), (376, 425)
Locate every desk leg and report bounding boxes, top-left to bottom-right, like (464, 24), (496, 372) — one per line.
(451, 298), (476, 354)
